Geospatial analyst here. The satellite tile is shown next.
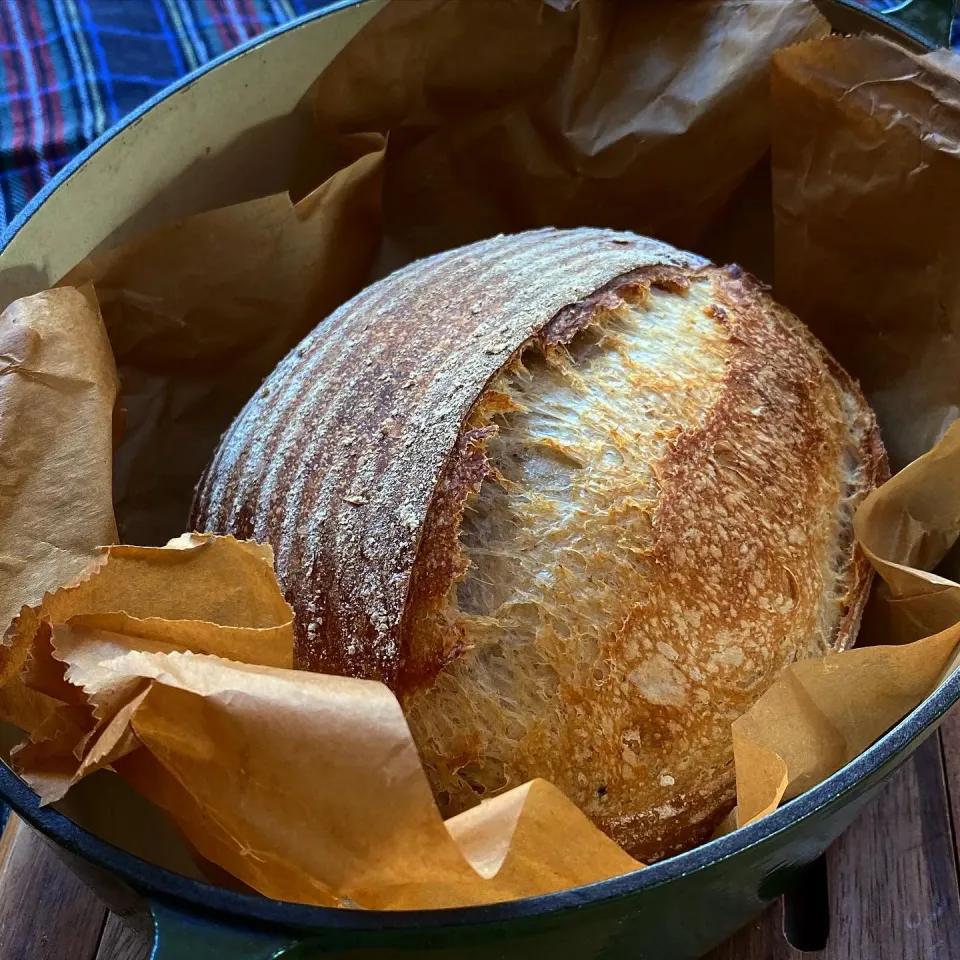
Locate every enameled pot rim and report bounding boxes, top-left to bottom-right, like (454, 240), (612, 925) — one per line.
(0, 0), (953, 933)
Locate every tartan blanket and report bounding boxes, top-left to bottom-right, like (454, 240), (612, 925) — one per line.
(0, 0), (331, 228)
(2, 1), (953, 232)
(0, 0), (954, 837)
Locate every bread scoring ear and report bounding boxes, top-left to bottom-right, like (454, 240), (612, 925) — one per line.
(191, 229), (706, 685)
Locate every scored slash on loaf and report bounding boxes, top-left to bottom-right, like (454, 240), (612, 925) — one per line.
(192, 228), (886, 861)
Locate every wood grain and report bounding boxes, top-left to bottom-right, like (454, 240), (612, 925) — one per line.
(937, 700), (960, 879)
(823, 732), (960, 960)
(706, 730), (960, 960)
(0, 815), (107, 960)
(96, 914), (151, 960)
(6, 713), (960, 958)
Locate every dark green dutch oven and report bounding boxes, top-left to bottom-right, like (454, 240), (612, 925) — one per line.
(0, 1), (956, 957)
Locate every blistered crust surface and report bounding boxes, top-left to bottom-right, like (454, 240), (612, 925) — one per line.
(191, 228), (706, 684)
(405, 268), (883, 861)
(192, 230), (883, 862)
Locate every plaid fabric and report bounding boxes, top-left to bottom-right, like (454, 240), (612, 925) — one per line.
(0, 0), (957, 231)
(0, 0), (953, 854)
(0, 1), (959, 232)
(0, 0), (334, 229)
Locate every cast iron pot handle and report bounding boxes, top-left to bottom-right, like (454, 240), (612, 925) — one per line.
(150, 901), (300, 960)
(814, 0), (955, 49)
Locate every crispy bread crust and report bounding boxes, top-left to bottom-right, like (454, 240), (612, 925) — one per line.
(192, 229), (886, 860)
(191, 229), (705, 681)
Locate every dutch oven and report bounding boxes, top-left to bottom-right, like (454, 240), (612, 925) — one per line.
(0, 1), (955, 957)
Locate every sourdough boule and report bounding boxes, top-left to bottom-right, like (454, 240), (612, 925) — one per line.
(192, 228), (885, 861)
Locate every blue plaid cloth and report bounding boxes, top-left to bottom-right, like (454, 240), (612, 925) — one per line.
(0, 0), (334, 229)
(0, 0), (337, 835)
(0, 0), (955, 844)
(0, 0), (957, 231)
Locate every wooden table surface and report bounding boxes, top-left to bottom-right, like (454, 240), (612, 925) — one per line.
(3, 708), (960, 960)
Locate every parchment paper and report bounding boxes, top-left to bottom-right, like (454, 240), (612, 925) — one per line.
(0, 287), (118, 734)
(308, 0), (828, 265)
(8, 532), (640, 908)
(731, 31), (960, 825)
(772, 34), (960, 471)
(63, 135), (384, 545)
(38, 0), (826, 555)
(2, 2), (960, 911)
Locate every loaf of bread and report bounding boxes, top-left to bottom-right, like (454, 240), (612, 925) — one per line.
(192, 228), (885, 861)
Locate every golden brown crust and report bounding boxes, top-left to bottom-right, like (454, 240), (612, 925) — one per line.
(400, 423), (496, 692)
(192, 229), (885, 861)
(400, 263), (704, 698)
(403, 264), (885, 861)
(190, 229), (706, 683)
(599, 268), (886, 857)
(806, 352), (888, 653)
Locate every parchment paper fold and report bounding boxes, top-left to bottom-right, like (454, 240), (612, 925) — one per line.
(1, 4), (959, 910)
